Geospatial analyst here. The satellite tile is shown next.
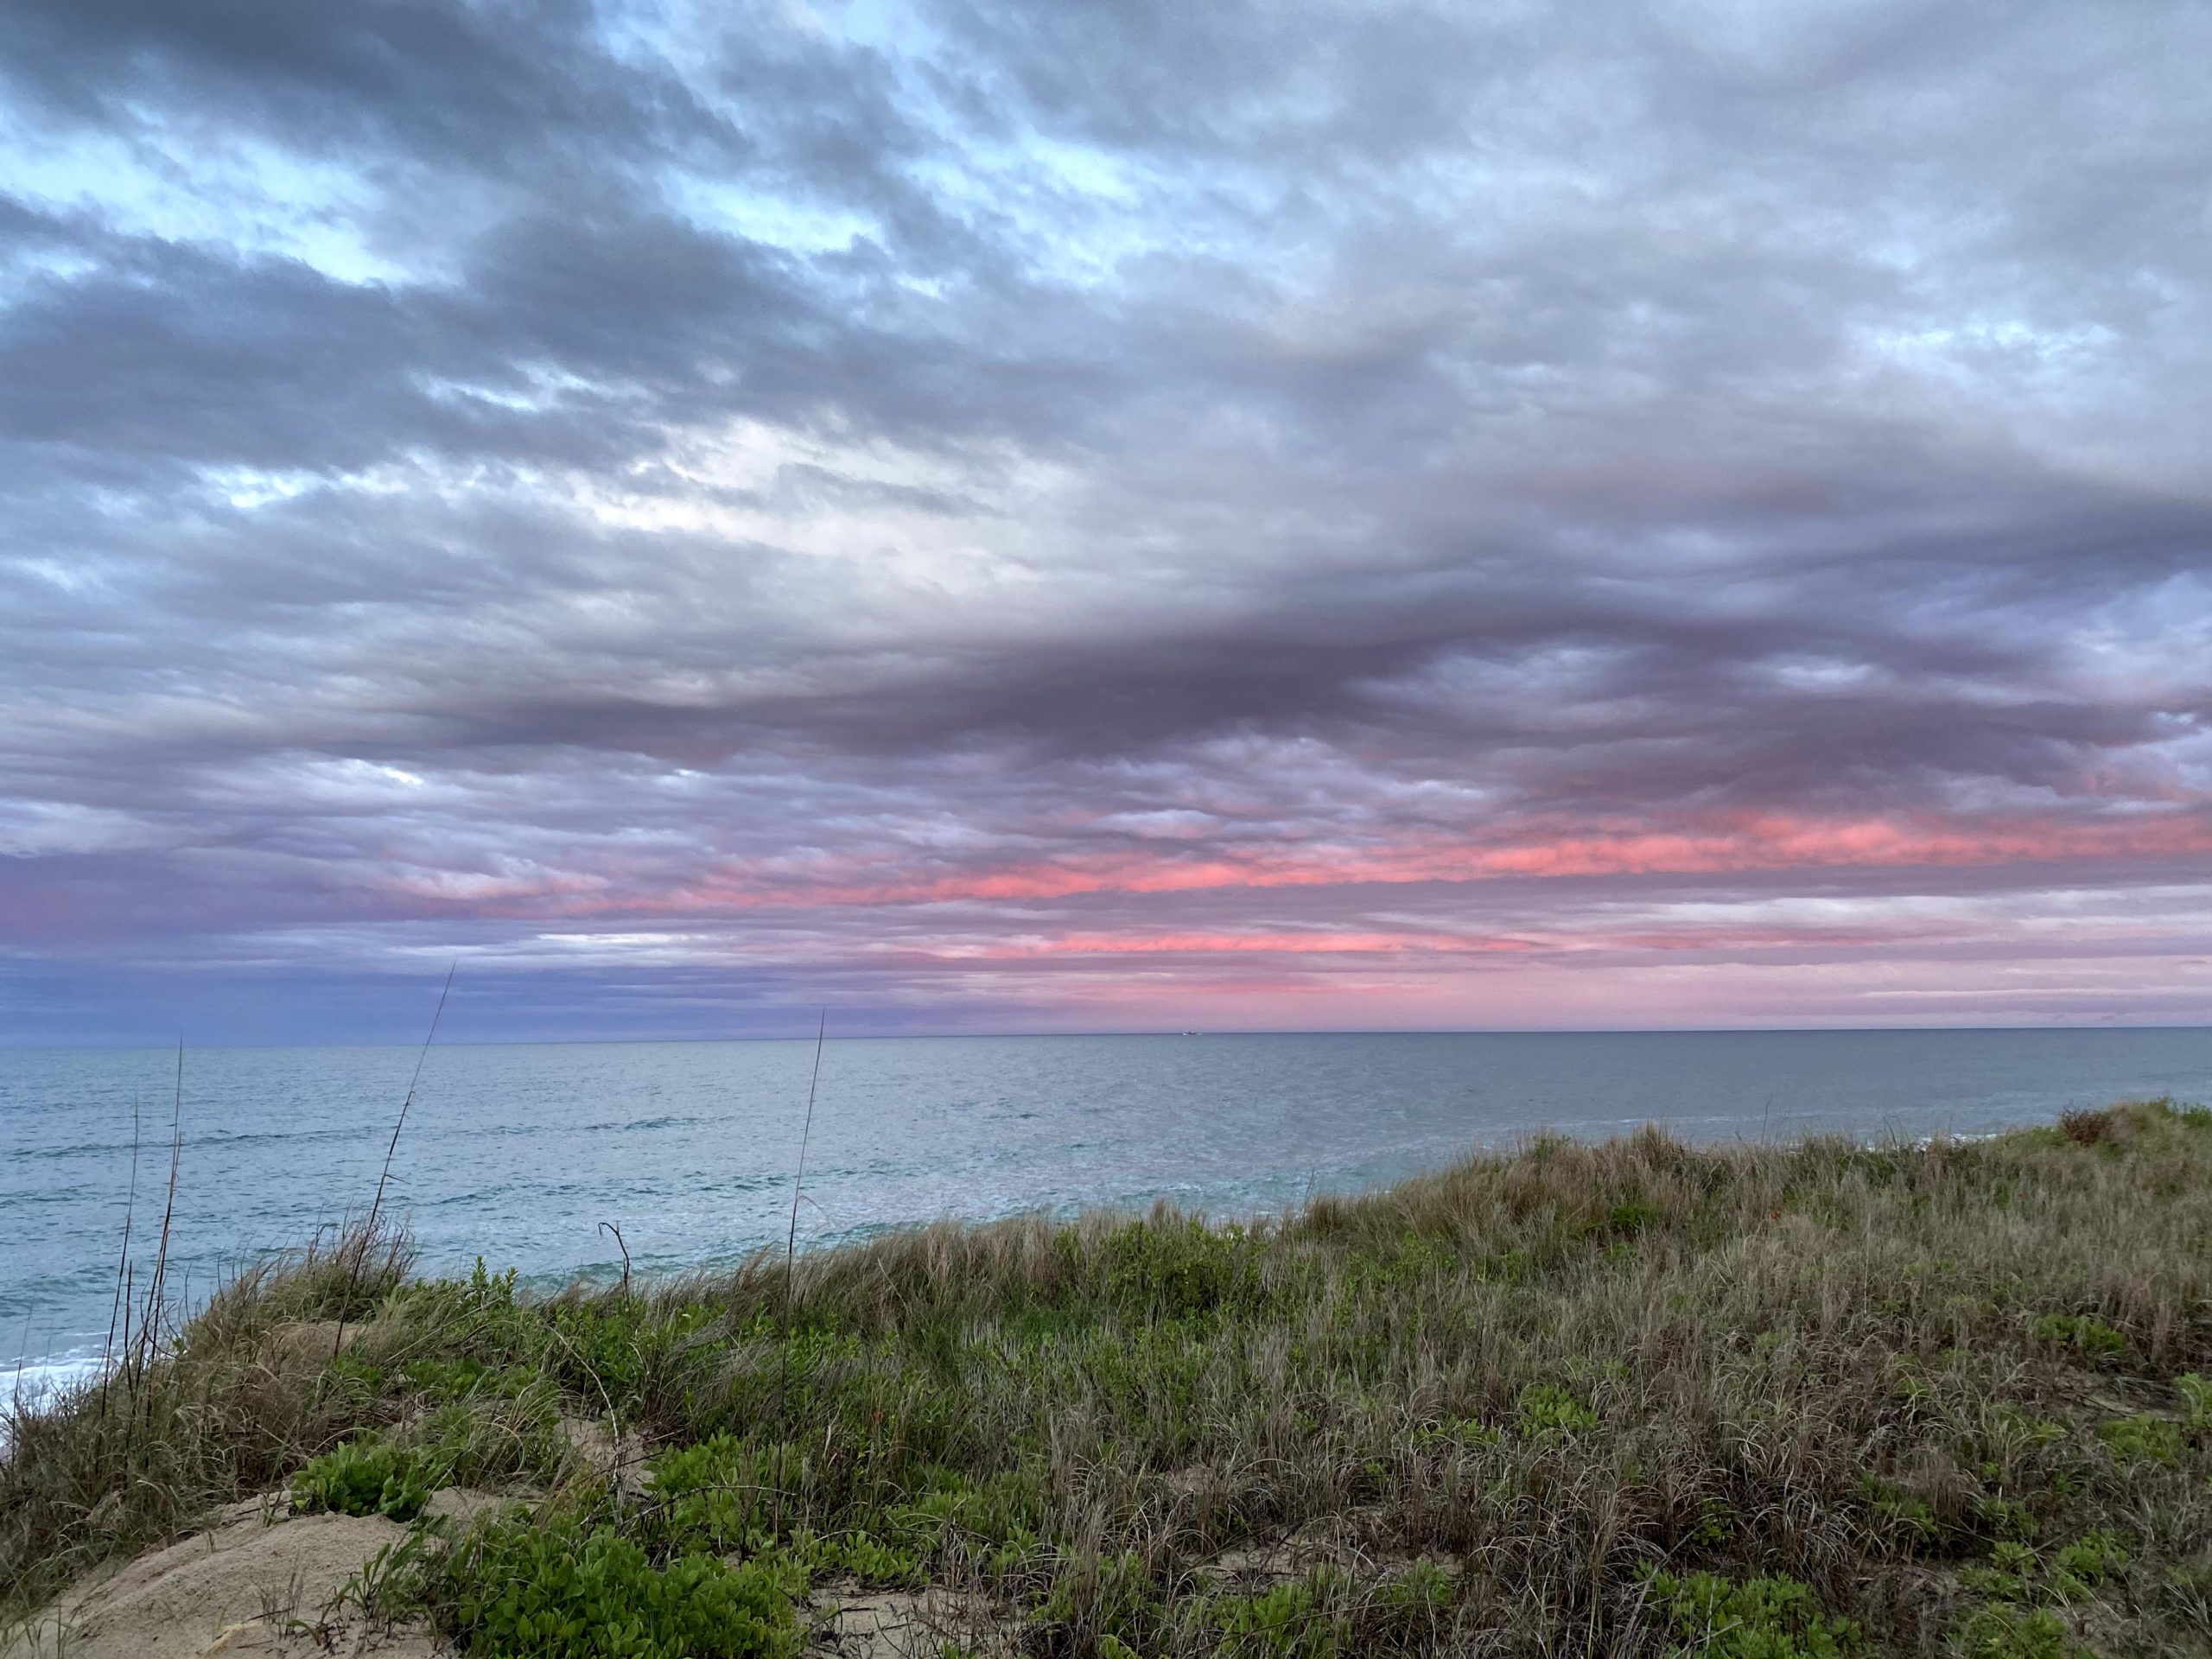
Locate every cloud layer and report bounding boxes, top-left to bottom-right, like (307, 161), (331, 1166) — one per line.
(3, 0), (2209, 1040)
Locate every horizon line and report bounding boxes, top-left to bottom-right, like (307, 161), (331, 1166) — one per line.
(6, 1020), (2209, 1052)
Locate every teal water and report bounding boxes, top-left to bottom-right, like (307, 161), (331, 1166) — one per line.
(6, 1028), (2210, 1395)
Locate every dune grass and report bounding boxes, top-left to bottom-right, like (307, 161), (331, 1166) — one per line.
(9, 1100), (2212, 1655)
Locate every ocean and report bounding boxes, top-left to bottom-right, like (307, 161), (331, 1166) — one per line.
(6, 1027), (2210, 1398)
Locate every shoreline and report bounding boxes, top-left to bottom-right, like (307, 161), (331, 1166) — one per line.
(3, 1119), (2035, 1414)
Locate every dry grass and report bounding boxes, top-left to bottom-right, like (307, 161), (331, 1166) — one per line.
(0, 1218), (413, 1615)
(8, 1101), (2212, 1656)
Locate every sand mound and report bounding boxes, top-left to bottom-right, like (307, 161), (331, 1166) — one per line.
(811, 1580), (1020, 1657)
(558, 1412), (648, 1498)
(7, 1491), (495, 1659)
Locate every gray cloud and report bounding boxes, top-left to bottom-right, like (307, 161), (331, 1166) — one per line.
(2, 0), (2209, 1039)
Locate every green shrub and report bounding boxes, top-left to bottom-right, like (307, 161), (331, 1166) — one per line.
(291, 1437), (437, 1522)
(1211, 1568), (1352, 1657)
(2030, 1316), (2126, 1361)
(1984, 1404), (2069, 1451)
(440, 1510), (804, 1658)
(541, 1300), (721, 1413)
(882, 1466), (1045, 1572)
(1859, 1474), (1938, 1546)
(1641, 1567), (1859, 1656)
(1954, 1602), (2072, 1659)
(1607, 1199), (1658, 1235)
(815, 1529), (924, 1586)
(1974, 1495), (2037, 1542)
(2049, 1529), (2130, 1603)
(1041, 1548), (1162, 1649)
(1379, 1558), (1455, 1614)
(1964, 1526), (2132, 1610)
(404, 1355), (559, 1408)
(2175, 1374), (2212, 1435)
(1691, 1498), (1735, 1548)
(1961, 1541), (2038, 1602)
(390, 1258), (537, 1363)
(2099, 1414), (2183, 1467)
(1102, 1218), (1264, 1322)
(642, 1435), (804, 1554)
(1412, 1415), (1503, 1452)
(1514, 1383), (1599, 1440)
(425, 1386), (568, 1485)
(1342, 1230), (1461, 1293)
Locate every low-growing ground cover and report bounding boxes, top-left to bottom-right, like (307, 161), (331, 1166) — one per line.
(8, 1099), (2212, 1655)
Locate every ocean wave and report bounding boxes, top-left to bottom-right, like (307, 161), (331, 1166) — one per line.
(3, 1347), (108, 1414)
(576, 1114), (712, 1134)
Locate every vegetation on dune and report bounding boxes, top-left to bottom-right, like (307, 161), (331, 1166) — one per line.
(9, 1100), (2212, 1654)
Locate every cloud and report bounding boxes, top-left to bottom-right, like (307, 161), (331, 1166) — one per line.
(1, 0), (2209, 1040)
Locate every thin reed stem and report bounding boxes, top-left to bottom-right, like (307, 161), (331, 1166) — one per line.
(140, 1045), (185, 1375)
(783, 1008), (829, 1322)
(772, 1009), (828, 1539)
(334, 963), (454, 1354)
(97, 1094), (143, 1416)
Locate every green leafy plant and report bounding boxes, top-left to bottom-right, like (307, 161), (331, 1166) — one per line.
(2175, 1374), (2212, 1436)
(291, 1437), (438, 1522)
(2048, 1529), (2130, 1603)
(440, 1510), (804, 1658)
(1960, 1541), (2040, 1601)
(1691, 1497), (1735, 1548)
(1514, 1383), (1599, 1440)
(1379, 1558), (1454, 1615)
(1211, 1567), (1351, 1657)
(640, 1435), (805, 1555)
(1102, 1218), (1265, 1322)
(1640, 1567), (1859, 1657)
(1040, 1548), (1162, 1650)
(1412, 1415), (1503, 1452)
(2030, 1315), (2126, 1361)
(1955, 1601), (2072, 1659)
(824, 1530), (925, 1586)
(1984, 1404), (2069, 1451)
(1974, 1495), (2037, 1542)
(1859, 1474), (1938, 1546)
(1607, 1199), (1658, 1235)
(2099, 1414), (2183, 1467)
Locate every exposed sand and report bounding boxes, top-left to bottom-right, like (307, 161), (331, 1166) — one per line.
(10, 1403), (1002, 1657)
(5, 1491), (496, 1659)
(809, 1580), (1020, 1658)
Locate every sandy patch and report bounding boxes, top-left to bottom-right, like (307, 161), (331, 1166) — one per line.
(810, 1580), (1021, 1657)
(559, 1413), (649, 1499)
(1207, 1503), (1436, 1588)
(6, 1491), (495, 1659)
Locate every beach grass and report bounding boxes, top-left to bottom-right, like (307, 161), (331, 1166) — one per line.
(8, 1099), (2212, 1654)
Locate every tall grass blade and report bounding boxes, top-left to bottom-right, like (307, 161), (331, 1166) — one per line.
(97, 1094), (143, 1414)
(783, 1008), (829, 1322)
(334, 963), (454, 1354)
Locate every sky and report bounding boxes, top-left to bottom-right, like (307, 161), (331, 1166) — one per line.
(2, 0), (2209, 1045)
